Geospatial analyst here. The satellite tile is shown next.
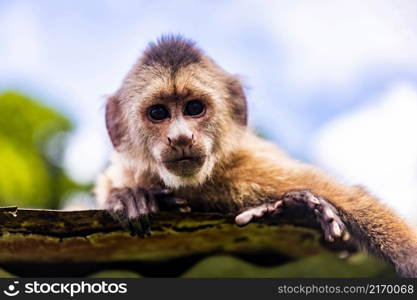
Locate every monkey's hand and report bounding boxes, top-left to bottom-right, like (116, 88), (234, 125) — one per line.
(105, 187), (190, 237)
(235, 190), (350, 242)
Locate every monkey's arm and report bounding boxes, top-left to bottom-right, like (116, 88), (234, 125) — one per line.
(285, 168), (417, 277)
(226, 141), (417, 277)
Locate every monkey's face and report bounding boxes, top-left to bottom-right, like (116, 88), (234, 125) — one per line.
(136, 87), (221, 185)
(148, 98), (209, 176)
(106, 37), (247, 188)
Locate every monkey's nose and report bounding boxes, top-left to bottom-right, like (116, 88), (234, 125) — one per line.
(167, 134), (194, 152)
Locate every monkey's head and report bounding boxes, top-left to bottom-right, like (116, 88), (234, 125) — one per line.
(106, 35), (247, 188)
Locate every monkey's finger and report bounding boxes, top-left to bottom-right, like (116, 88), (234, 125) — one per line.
(343, 231), (351, 241)
(117, 190), (143, 236)
(133, 191), (152, 237)
(313, 208), (333, 242)
(235, 211), (254, 226)
(325, 232), (335, 242)
(110, 210), (130, 232)
(134, 188), (150, 216)
(322, 207), (336, 223)
(330, 221), (342, 238)
(336, 220), (349, 240)
(145, 191), (159, 214)
(321, 220), (336, 242)
(129, 217), (145, 237)
(308, 195), (321, 206)
(268, 200), (283, 216)
(235, 205), (268, 226)
(273, 200), (283, 210)
(315, 208), (348, 242)
(139, 214), (151, 236)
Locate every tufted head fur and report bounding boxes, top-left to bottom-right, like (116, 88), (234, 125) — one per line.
(105, 35), (248, 188)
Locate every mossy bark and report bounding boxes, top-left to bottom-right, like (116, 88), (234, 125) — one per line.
(0, 207), (388, 277)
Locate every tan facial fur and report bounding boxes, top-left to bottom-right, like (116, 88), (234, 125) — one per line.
(104, 36), (246, 189)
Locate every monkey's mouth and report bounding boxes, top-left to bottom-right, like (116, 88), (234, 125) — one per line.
(163, 155), (206, 176)
(165, 156), (204, 163)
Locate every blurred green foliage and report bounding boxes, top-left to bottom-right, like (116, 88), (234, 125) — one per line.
(87, 254), (395, 278)
(0, 91), (81, 208)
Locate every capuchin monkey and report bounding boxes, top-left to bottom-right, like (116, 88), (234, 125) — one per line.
(95, 35), (417, 277)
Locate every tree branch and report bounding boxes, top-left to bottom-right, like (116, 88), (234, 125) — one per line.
(0, 207), (358, 276)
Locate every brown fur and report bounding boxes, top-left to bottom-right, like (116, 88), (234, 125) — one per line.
(105, 91), (127, 149)
(95, 35), (417, 277)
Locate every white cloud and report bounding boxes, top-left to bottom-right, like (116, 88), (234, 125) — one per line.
(61, 190), (97, 210)
(63, 126), (110, 184)
(259, 0), (417, 89)
(0, 2), (45, 73)
(312, 82), (417, 222)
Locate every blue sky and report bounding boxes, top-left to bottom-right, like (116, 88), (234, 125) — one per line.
(1, 0), (417, 219)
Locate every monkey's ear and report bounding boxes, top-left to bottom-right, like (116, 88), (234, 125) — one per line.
(227, 77), (248, 126)
(105, 92), (126, 149)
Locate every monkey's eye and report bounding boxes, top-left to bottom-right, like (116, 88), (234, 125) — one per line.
(148, 105), (170, 121)
(184, 100), (205, 116)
